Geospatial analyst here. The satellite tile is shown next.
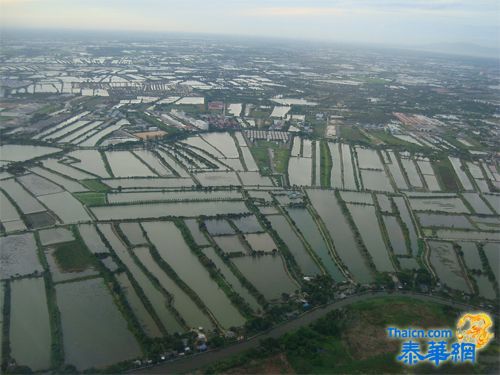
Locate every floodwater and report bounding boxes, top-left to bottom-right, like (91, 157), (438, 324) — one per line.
(134, 246), (214, 330)
(347, 204), (394, 272)
(267, 215), (321, 276)
(142, 221), (246, 329)
(56, 278), (141, 370)
(286, 207), (345, 282)
(383, 215), (410, 256)
(10, 277), (52, 371)
(231, 255), (298, 300)
(306, 189), (374, 283)
(97, 224), (183, 333)
(428, 241), (470, 293)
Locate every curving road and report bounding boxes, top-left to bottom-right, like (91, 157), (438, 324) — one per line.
(132, 291), (496, 374)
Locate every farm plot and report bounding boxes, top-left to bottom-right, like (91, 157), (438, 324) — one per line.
(416, 159), (441, 191)
(328, 142), (343, 188)
(267, 215), (321, 276)
(133, 246), (214, 330)
(346, 204), (394, 272)
(105, 151), (156, 177)
(142, 221), (246, 329)
(17, 173), (63, 196)
(483, 243), (500, 289)
(42, 159), (95, 180)
(306, 189), (373, 283)
(385, 151), (409, 190)
(91, 201), (249, 220)
(214, 235), (248, 255)
(238, 171), (274, 186)
(244, 233), (277, 253)
(133, 150), (172, 177)
(119, 222), (147, 246)
(458, 242), (496, 300)
(195, 171), (241, 187)
(107, 190), (242, 204)
(341, 144), (357, 190)
(428, 241), (471, 293)
(37, 191), (91, 223)
(231, 215), (263, 233)
(0, 232), (43, 279)
(288, 157), (312, 186)
(30, 166), (89, 193)
(416, 213), (474, 229)
(103, 178), (194, 190)
(448, 157), (474, 191)
(115, 273), (162, 337)
(0, 190), (26, 232)
(408, 196), (470, 213)
(286, 207), (344, 281)
(203, 247), (260, 311)
(98, 224), (183, 333)
(39, 227), (74, 246)
(461, 193), (493, 215)
(382, 216), (409, 256)
(55, 278), (141, 370)
(78, 121), (125, 147)
(392, 197), (419, 256)
(9, 277), (52, 371)
(184, 219), (209, 246)
(58, 120), (103, 144)
(67, 150), (110, 178)
(1, 178), (46, 214)
(231, 255), (297, 301)
(400, 157), (424, 189)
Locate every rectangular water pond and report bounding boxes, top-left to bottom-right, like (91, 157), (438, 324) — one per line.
(56, 277), (142, 370)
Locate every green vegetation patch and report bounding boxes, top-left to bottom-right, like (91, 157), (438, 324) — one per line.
(338, 125), (369, 142)
(434, 159), (461, 191)
(249, 140), (289, 175)
(80, 179), (110, 192)
(205, 297), (492, 374)
(74, 192), (106, 206)
(52, 241), (94, 272)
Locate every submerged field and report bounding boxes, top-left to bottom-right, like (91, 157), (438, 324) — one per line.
(1, 130), (499, 372)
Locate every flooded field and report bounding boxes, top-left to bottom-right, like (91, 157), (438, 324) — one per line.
(0, 144), (61, 163)
(9, 277), (52, 371)
(382, 216), (409, 256)
(115, 273), (162, 337)
(462, 193), (493, 215)
(78, 224), (109, 253)
(214, 235), (247, 254)
(231, 215), (263, 233)
(360, 169), (394, 192)
(267, 215), (320, 276)
(347, 204), (394, 272)
(449, 157), (474, 191)
(39, 227), (74, 245)
(184, 219), (209, 246)
(0, 233), (42, 279)
(428, 240), (470, 293)
(205, 219), (236, 235)
(0, 190), (26, 232)
(105, 151), (156, 177)
(38, 191), (91, 223)
(2, 178), (46, 214)
(67, 150), (110, 178)
(393, 197), (419, 256)
(328, 142), (343, 188)
(385, 151), (408, 190)
(231, 255), (297, 300)
(30, 167), (88, 193)
(286, 207), (344, 281)
(416, 213), (474, 229)
(56, 277), (141, 370)
(142, 221), (246, 329)
(306, 189), (373, 283)
(409, 196), (470, 214)
(244, 233), (277, 253)
(104, 177), (194, 189)
(98, 224), (183, 333)
(91, 201), (249, 220)
(483, 243), (500, 289)
(203, 247), (261, 311)
(119, 222), (147, 245)
(109, 190), (242, 204)
(133, 246), (214, 330)
(18, 173), (63, 196)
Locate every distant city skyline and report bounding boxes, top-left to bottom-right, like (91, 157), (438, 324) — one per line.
(1, 0), (498, 53)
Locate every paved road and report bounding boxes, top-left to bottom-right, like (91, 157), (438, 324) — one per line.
(133, 291), (494, 374)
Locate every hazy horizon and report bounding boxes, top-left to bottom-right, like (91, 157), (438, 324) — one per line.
(1, 0), (499, 56)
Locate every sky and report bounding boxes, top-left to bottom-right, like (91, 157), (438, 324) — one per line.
(1, 0), (499, 49)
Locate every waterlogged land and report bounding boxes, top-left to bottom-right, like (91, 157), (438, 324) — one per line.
(1, 37), (499, 373)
